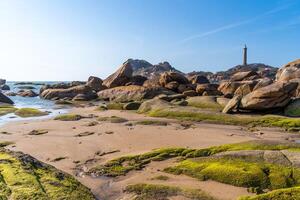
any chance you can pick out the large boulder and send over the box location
[240,82,298,110]
[0,92,14,104]
[196,83,221,96]
[188,75,209,84]
[138,99,172,113]
[97,85,175,102]
[103,60,133,88]
[276,59,300,82]
[40,85,96,100]
[0,79,6,85]
[222,95,242,114]
[159,72,189,87]
[230,71,258,82]
[86,76,106,92]
[253,78,273,91]
[218,81,257,97]
[0,84,10,90]
[126,75,147,86]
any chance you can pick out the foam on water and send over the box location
[0,81,70,126]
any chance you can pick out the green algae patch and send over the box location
[147,108,300,129]
[125,183,216,200]
[106,103,124,110]
[97,116,128,123]
[151,175,170,181]
[88,140,300,177]
[14,108,48,118]
[239,186,300,200]
[0,105,17,116]
[54,114,82,121]
[187,96,223,111]
[0,149,95,200]
[135,120,168,126]
[88,148,187,177]
[164,158,300,192]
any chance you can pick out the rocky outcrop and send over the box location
[188,75,209,84]
[40,85,97,101]
[218,81,256,97]
[230,71,258,82]
[103,60,133,88]
[159,71,189,87]
[0,79,5,85]
[86,76,106,92]
[40,81,85,94]
[131,59,182,79]
[0,92,14,104]
[0,79,10,91]
[126,75,147,86]
[97,85,175,102]
[17,89,38,97]
[222,95,242,114]
[276,59,300,82]
[240,81,298,110]
[196,83,221,96]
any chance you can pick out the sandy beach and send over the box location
[1,105,296,200]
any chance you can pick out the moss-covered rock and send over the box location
[97,116,128,123]
[186,96,223,110]
[54,114,82,121]
[0,149,95,199]
[125,183,216,200]
[14,108,48,118]
[0,105,17,116]
[284,98,300,117]
[239,187,300,200]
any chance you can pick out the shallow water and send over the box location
[0,81,69,126]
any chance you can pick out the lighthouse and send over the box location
[243,45,247,66]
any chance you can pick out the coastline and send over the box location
[1,105,297,199]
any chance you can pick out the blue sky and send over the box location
[0,0,300,81]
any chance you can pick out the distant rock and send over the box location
[17,89,38,97]
[98,85,175,102]
[40,81,85,94]
[40,85,96,101]
[276,59,300,82]
[196,83,221,96]
[240,81,298,110]
[0,92,14,104]
[130,59,182,79]
[213,63,277,82]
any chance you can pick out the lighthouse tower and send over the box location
[243,45,247,66]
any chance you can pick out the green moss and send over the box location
[54,114,82,121]
[135,120,168,126]
[0,106,17,116]
[97,116,128,123]
[239,187,300,200]
[88,141,300,177]
[147,109,300,129]
[187,100,222,111]
[106,103,124,110]
[125,183,216,200]
[165,158,300,193]
[151,175,170,181]
[14,108,48,118]
[0,150,94,199]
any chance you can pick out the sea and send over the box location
[0,81,69,126]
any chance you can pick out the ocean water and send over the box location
[0,81,69,126]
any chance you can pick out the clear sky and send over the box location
[0,0,300,81]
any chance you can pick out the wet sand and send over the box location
[0,106,295,200]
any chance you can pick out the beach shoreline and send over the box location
[1,105,297,199]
